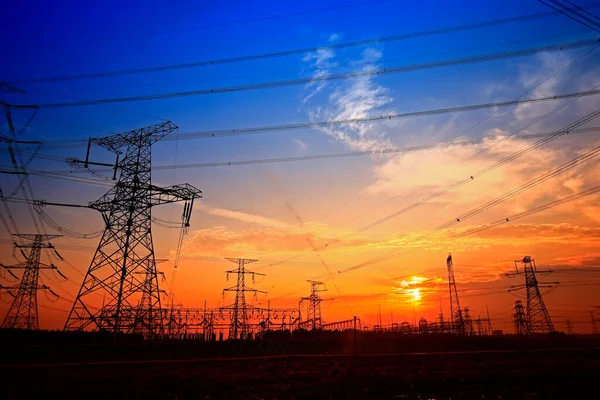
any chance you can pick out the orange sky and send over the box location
[2,38,600,335]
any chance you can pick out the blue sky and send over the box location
[2,1,600,330]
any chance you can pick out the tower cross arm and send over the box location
[148,183,202,205]
[92,121,178,154]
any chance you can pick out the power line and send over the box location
[15,89,600,150]
[333,183,600,277]
[7,127,598,174]
[8,6,599,84]
[10,39,600,109]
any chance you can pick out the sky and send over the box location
[1,0,600,334]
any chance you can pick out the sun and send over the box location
[407,288,421,303]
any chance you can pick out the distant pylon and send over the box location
[446,253,465,335]
[463,306,475,336]
[64,122,201,334]
[1,234,62,330]
[514,300,527,335]
[591,310,598,335]
[508,256,556,334]
[300,280,328,330]
[133,258,167,338]
[222,258,265,339]
[565,319,574,335]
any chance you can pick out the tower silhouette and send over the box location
[446,253,465,335]
[300,280,328,330]
[508,256,556,334]
[513,300,527,335]
[222,258,265,339]
[1,234,63,329]
[64,122,201,334]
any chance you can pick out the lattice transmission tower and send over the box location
[513,300,527,335]
[222,258,265,339]
[64,122,201,335]
[508,256,557,334]
[446,253,465,335]
[1,234,64,329]
[300,280,329,330]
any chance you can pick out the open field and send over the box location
[2,333,600,399]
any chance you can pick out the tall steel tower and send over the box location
[513,300,527,335]
[1,234,63,329]
[300,280,328,330]
[446,253,465,335]
[64,122,201,335]
[222,258,265,339]
[508,256,556,334]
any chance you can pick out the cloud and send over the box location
[182,222,368,257]
[302,44,395,151]
[195,203,292,230]
[293,138,308,151]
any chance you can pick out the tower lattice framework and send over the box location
[64,122,201,335]
[446,253,465,335]
[508,256,556,334]
[300,280,328,330]
[222,258,264,339]
[1,234,62,329]
[513,300,527,335]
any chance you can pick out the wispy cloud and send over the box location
[195,203,292,230]
[302,41,394,151]
[293,138,308,151]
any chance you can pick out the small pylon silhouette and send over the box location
[300,280,329,330]
[513,300,527,335]
[222,258,265,339]
[1,234,63,330]
[446,253,465,335]
[508,256,556,334]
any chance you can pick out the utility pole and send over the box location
[447,253,465,335]
[300,280,329,330]
[591,310,599,335]
[222,258,265,339]
[565,319,574,335]
[133,259,167,338]
[513,300,527,335]
[508,256,557,334]
[64,122,202,335]
[1,234,63,329]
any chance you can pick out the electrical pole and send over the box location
[591,310,599,335]
[1,234,63,329]
[565,319,574,335]
[447,253,465,335]
[222,258,265,339]
[508,256,557,334]
[513,300,527,335]
[64,122,202,335]
[300,280,328,330]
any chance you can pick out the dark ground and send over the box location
[1,330,599,399]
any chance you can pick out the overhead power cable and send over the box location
[332,183,600,277]
[9,6,599,84]
[265,104,600,270]
[15,89,600,150]
[539,0,600,32]
[9,39,600,109]
[6,127,600,175]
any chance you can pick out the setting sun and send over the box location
[408,288,422,303]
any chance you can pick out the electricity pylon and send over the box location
[222,258,265,339]
[513,300,527,335]
[133,258,167,338]
[64,122,201,335]
[508,256,557,334]
[446,253,465,335]
[300,280,329,330]
[1,234,63,329]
